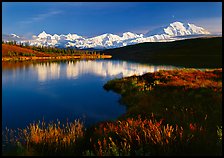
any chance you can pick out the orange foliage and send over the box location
[90,115,200,156]
[2,44,53,57]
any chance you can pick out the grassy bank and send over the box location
[2,68,222,156]
[103,68,222,155]
[2,55,112,61]
[2,43,112,61]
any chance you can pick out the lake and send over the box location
[2,59,177,129]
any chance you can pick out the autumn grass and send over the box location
[87,114,197,156]
[2,68,222,155]
[2,119,85,156]
[103,68,222,155]
[3,116,201,156]
[2,43,112,61]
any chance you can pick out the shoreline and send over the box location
[2,55,112,61]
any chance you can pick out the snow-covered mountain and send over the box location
[3,21,212,49]
[2,34,22,41]
[144,22,210,37]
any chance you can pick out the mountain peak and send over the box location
[169,21,186,30]
[65,33,84,41]
[122,32,139,40]
[145,21,210,37]
[41,31,47,35]
[11,33,20,38]
[38,31,51,38]
[170,21,184,26]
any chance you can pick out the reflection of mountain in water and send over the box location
[35,63,61,81]
[34,60,177,82]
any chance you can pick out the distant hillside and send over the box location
[2,44,53,57]
[1,43,100,57]
[1,43,110,61]
[102,37,222,68]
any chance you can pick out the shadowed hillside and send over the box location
[102,37,222,68]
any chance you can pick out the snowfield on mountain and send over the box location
[3,21,211,49]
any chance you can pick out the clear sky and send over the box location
[2,2,222,38]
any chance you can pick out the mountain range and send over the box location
[3,21,214,49]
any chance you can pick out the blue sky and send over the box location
[2,2,222,38]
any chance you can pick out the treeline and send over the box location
[2,40,103,56]
[2,40,25,46]
[7,51,36,57]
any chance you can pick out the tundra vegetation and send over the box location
[2,42,110,61]
[2,68,222,156]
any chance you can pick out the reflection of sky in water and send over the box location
[2,60,178,129]
[34,60,177,82]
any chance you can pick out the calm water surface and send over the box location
[2,59,177,129]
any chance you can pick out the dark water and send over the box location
[2,59,177,129]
